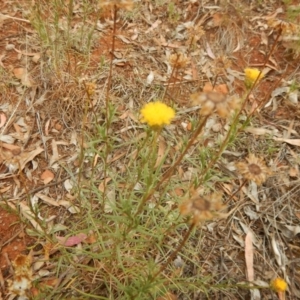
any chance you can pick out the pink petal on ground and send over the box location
[56,233,87,246]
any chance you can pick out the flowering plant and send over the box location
[140,101,175,128]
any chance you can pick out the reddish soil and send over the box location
[0,206,34,275]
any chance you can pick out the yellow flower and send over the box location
[140,101,175,128]
[244,68,264,87]
[270,277,287,292]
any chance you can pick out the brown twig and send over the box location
[12,175,71,200]
[152,222,195,279]
[224,179,247,205]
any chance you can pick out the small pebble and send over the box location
[18,232,25,238]
[5,44,15,51]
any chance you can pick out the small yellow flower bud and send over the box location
[270,277,287,292]
[244,68,264,88]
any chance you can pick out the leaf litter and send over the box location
[0,0,300,298]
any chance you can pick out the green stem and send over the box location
[102,5,118,208]
[134,115,209,217]
[152,222,195,279]
[198,30,282,183]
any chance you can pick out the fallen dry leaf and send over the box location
[13,47,40,56]
[18,147,44,171]
[154,137,167,168]
[0,112,6,128]
[32,53,41,63]
[0,143,21,155]
[56,233,87,247]
[41,169,55,184]
[119,110,130,120]
[57,199,80,214]
[190,59,199,80]
[146,71,155,85]
[0,53,5,67]
[35,193,59,206]
[210,13,225,27]
[63,179,74,192]
[206,41,216,59]
[245,232,261,300]
[0,185,11,193]
[245,127,276,135]
[49,139,59,166]
[85,232,97,244]
[174,188,184,196]
[19,202,43,233]
[98,178,112,192]
[145,19,161,33]
[0,134,15,144]
[273,137,300,146]
[245,231,254,282]
[13,67,34,87]
[271,234,283,267]
[44,119,51,136]
[4,147,44,173]
[289,166,299,178]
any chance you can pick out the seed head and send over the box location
[186,23,205,46]
[13,254,32,276]
[169,53,189,69]
[268,18,299,36]
[85,82,96,96]
[190,91,239,118]
[179,192,225,225]
[213,55,232,75]
[236,153,271,185]
[7,254,33,298]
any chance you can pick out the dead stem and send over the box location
[224,179,247,205]
[162,57,180,104]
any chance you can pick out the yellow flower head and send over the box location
[244,68,264,87]
[140,101,175,128]
[270,277,287,292]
